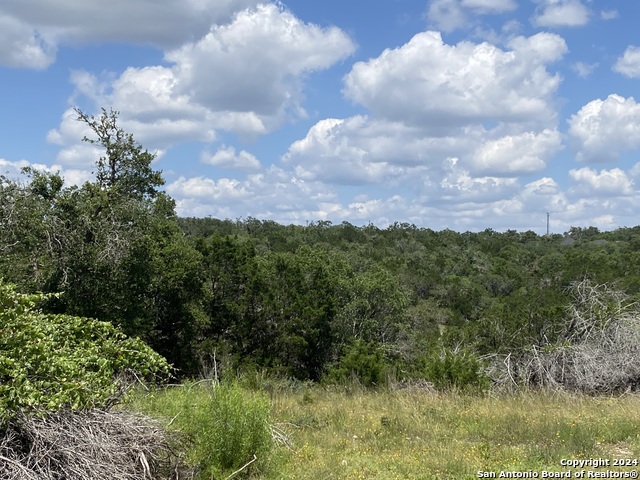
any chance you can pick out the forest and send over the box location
[2,109,640,478]
[2,109,640,391]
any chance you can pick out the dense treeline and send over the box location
[3,109,640,389]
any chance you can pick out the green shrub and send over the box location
[422,348,488,391]
[327,340,387,387]
[155,382,273,478]
[0,281,169,418]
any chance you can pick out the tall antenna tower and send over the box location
[546,212,550,236]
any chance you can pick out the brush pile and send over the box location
[0,408,187,480]
[488,279,640,393]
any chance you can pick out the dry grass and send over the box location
[268,386,640,479]
[0,408,188,480]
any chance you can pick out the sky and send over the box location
[1,0,639,234]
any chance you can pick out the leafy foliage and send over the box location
[0,280,169,417]
[133,381,273,479]
[326,340,387,387]
[421,348,489,391]
[75,107,164,200]
[5,107,640,390]
[0,109,205,374]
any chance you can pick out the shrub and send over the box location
[156,381,273,479]
[207,382,272,474]
[326,340,387,387]
[0,280,170,419]
[422,347,489,391]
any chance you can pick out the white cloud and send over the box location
[282,115,488,186]
[0,156,93,188]
[427,0,516,32]
[47,4,355,160]
[506,31,569,62]
[81,4,351,138]
[166,166,341,222]
[568,94,640,162]
[343,31,566,129]
[201,146,261,170]
[439,157,520,202]
[164,161,640,233]
[0,13,56,69]
[283,117,387,185]
[167,176,249,200]
[613,46,640,78]
[600,9,618,20]
[470,129,563,175]
[461,0,516,13]
[0,157,33,178]
[520,177,566,210]
[166,3,355,121]
[47,105,199,166]
[54,144,103,169]
[0,0,261,57]
[571,61,598,78]
[532,0,590,28]
[427,0,467,32]
[46,107,91,146]
[569,167,634,196]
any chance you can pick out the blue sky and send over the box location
[1,0,640,233]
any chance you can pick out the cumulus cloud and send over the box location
[286,29,567,187]
[201,146,261,170]
[3,2,356,142]
[0,0,261,58]
[0,157,33,178]
[47,4,355,160]
[166,166,341,222]
[569,167,634,196]
[613,46,640,78]
[532,0,590,28]
[167,176,249,200]
[470,129,563,175]
[568,94,640,162]
[92,5,350,135]
[343,31,566,129]
[282,116,489,186]
[0,156,93,188]
[571,61,598,78]
[47,104,198,166]
[164,160,640,233]
[439,157,520,203]
[271,29,578,230]
[0,13,56,69]
[166,4,355,120]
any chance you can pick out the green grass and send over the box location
[128,380,275,479]
[129,382,640,479]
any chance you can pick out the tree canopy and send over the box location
[3,108,640,392]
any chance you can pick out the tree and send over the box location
[0,108,208,375]
[75,107,164,200]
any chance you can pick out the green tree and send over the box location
[333,265,409,347]
[0,109,207,375]
[75,107,164,199]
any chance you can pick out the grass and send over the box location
[128,380,275,479]
[129,381,640,479]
